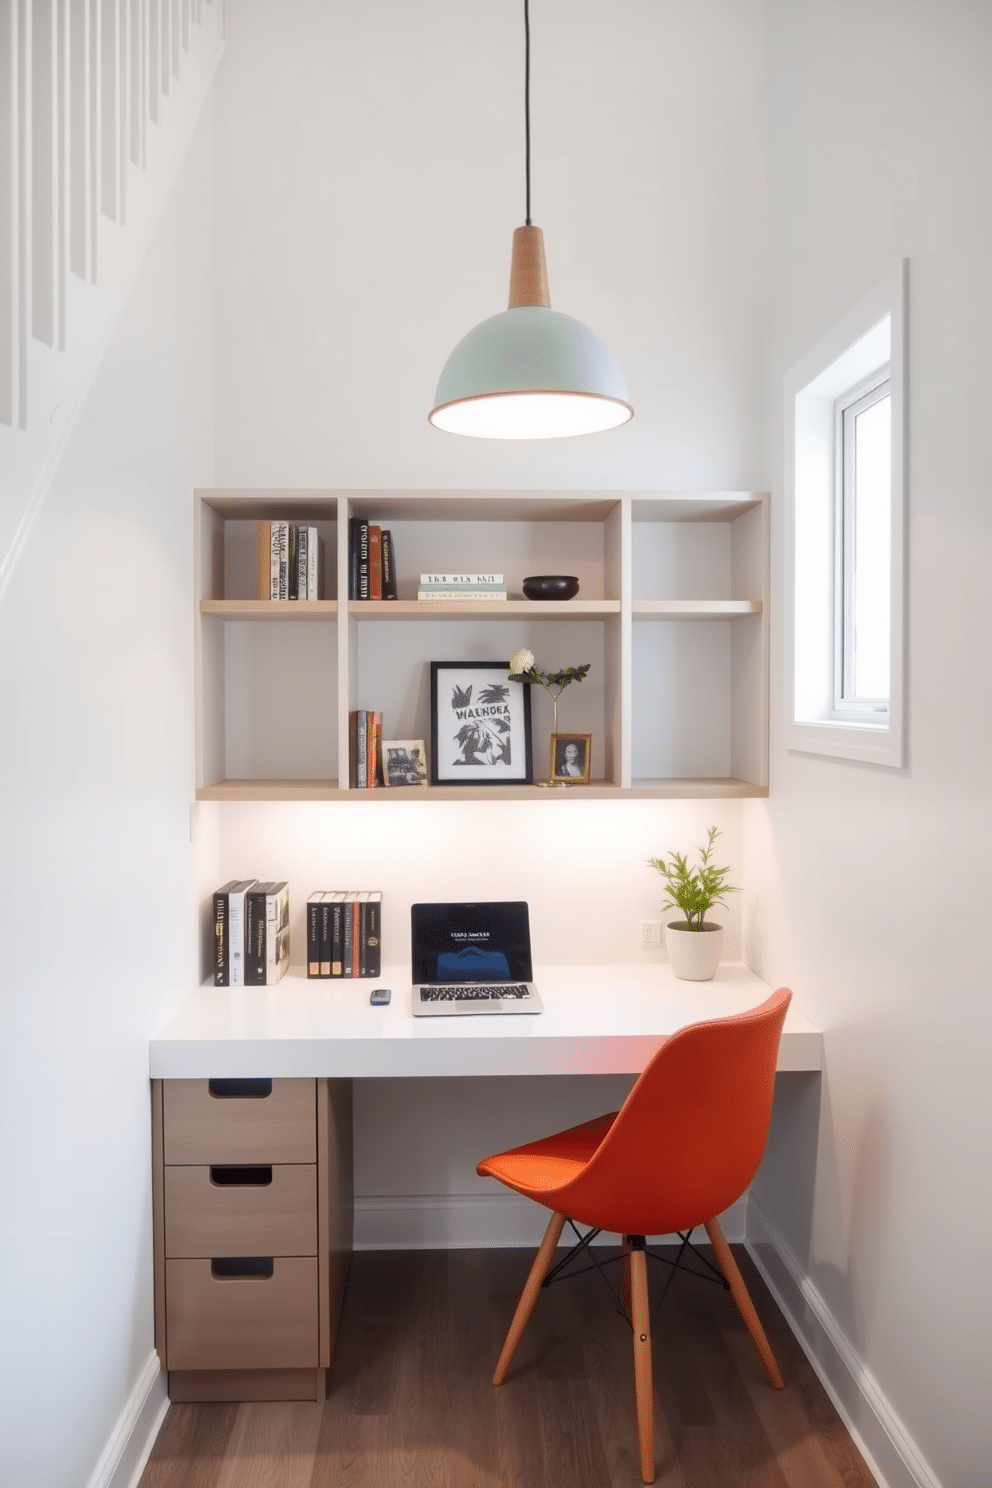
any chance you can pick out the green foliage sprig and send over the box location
[646,826,738,931]
[507,648,590,698]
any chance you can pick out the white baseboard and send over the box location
[354,1191,748,1250]
[84,1352,169,1488]
[745,1195,940,1488]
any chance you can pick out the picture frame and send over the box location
[550,732,591,785]
[381,739,429,787]
[430,661,533,785]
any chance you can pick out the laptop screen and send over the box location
[411,902,533,984]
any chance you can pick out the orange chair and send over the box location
[476,987,792,1484]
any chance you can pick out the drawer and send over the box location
[163,1078,316,1164]
[165,1257,319,1371]
[164,1164,318,1259]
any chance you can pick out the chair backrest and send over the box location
[557,988,792,1237]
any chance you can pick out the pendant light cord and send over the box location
[524,0,532,225]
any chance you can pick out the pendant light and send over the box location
[429,0,633,440]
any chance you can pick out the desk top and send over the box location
[149,964,821,1079]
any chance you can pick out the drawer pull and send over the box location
[211,1257,274,1279]
[209,1164,274,1187]
[207,1078,273,1100]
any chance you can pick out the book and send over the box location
[369,525,383,600]
[329,891,345,976]
[213,878,256,987]
[367,711,381,787]
[270,521,289,599]
[356,709,367,789]
[350,892,362,977]
[349,517,370,600]
[360,891,382,977]
[288,524,299,601]
[246,882,270,984]
[265,881,290,984]
[342,892,356,977]
[419,573,503,585]
[296,525,308,601]
[381,530,397,599]
[307,890,323,978]
[417,588,507,601]
[306,526,321,599]
[257,522,271,599]
[318,893,332,976]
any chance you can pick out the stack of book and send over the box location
[213,879,289,986]
[416,573,506,601]
[349,518,398,600]
[306,891,382,978]
[349,710,383,787]
[257,522,324,600]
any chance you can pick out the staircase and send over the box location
[0,0,225,596]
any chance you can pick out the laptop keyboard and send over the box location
[420,983,531,1001]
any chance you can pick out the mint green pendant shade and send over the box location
[429,225,633,440]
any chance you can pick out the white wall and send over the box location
[747,4,992,1486]
[0,113,216,1487]
[210,0,769,1248]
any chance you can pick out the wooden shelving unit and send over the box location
[194,489,769,801]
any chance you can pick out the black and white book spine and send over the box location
[360,891,382,978]
[246,882,271,984]
[419,573,503,585]
[319,894,332,976]
[227,879,255,988]
[306,527,320,599]
[350,518,370,600]
[271,521,289,599]
[355,709,367,789]
[266,882,290,984]
[288,524,299,601]
[296,525,309,601]
[212,882,235,986]
[381,529,397,600]
[330,893,344,976]
[341,896,353,977]
[307,890,323,978]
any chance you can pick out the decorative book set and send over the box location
[306,891,382,978]
[212,880,289,986]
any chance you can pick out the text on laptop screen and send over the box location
[411,902,533,984]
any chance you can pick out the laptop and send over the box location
[411,901,544,1016]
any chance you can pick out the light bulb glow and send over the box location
[430,390,632,439]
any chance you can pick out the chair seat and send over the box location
[476,1111,617,1198]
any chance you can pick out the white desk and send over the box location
[149,963,821,1079]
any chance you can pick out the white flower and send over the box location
[509,647,535,674]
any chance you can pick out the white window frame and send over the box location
[784,261,907,767]
[833,371,891,722]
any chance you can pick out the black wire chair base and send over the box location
[540,1220,730,1328]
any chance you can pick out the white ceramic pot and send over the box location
[664,921,724,981]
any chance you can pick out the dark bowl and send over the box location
[522,574,580,602]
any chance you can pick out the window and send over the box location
[784,262,906,767]
[834,373,891,720]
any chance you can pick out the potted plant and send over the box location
[646,826,738,981]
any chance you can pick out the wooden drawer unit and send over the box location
[164,1163,318,1258]
[165,1257,320,1371]
[152,1076,354,1404]
[162,1077,316,1164]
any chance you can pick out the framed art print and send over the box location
[550,732,592,784]
[430,661,533,785]
[382,739,429,787]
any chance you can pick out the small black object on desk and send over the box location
[522,575,579,601]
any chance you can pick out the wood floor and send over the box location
[139,1244,879,1488]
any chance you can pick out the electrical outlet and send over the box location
[639,920,662,948]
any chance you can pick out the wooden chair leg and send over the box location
[492,1210,566,1386]
[703,1217,784,1389]
[621,1234,632,1320]
[629,1242,655,1484]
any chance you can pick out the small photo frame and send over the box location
[430,661,533,785]
[382,739,429,787]
[550,733,591,784]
